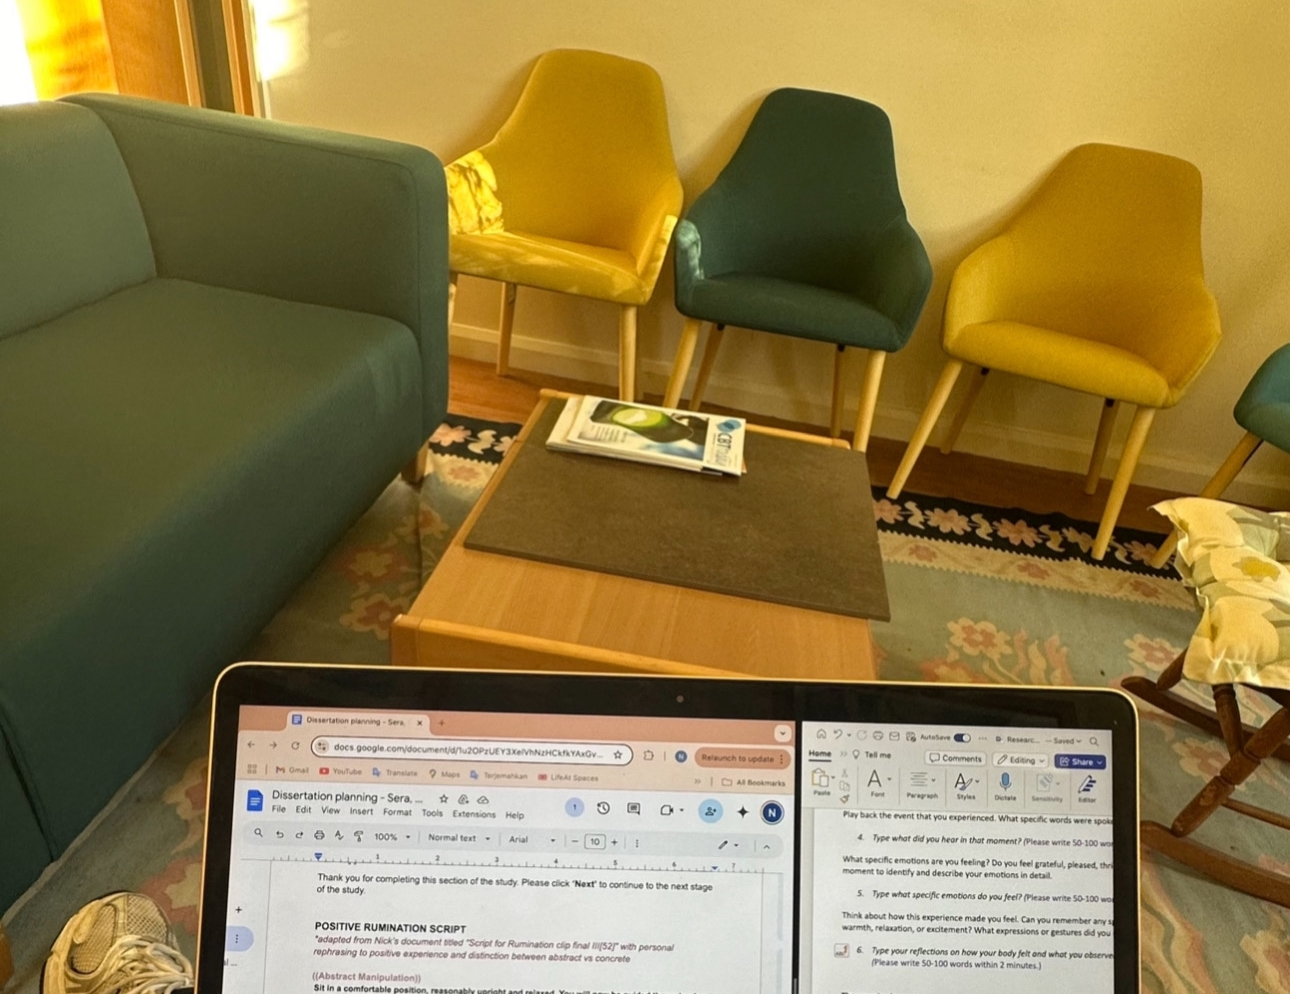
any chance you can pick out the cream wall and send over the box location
[263,0,1290,503]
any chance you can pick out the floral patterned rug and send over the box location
[3,415,1287,994]
[873,488,1180,578]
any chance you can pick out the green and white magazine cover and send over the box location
[547,396,745,475]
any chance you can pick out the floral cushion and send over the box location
[1154,497,1290,689]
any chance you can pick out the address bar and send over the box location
[311,737,633,765]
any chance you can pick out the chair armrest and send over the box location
[856,216,933,342]
[1135,279,1222,401]
[64,94,448,439]
[671,183,736,312]
[628,173,684,294]
[942,234,1026,348]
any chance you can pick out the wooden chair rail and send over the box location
[1123,650,1290,908]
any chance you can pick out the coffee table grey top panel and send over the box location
[464,400,889,621]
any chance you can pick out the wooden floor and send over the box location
[447,356,1182,535]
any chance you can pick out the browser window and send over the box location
[799,721,1115,994]
[224,707,796,994]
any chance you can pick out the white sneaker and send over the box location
[42,892,193,994]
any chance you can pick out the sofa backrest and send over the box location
[0,100,155,342]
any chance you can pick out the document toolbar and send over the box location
[803,723,1112,814]
[242,822,784,859]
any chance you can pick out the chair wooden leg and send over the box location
[1141,821,1290,908]
[1212,683,1247,756]
[940,366,989,455]
[664,317,704,408]
[400,442,431,485]
[618,304,637,401]
[1141,691,1290,908]
[1120,663,1290,764]
[1158,648,1186,691]
[887,359,963,499]
[1150,431,1264,569]
[1091,405,1155,560]
[1172,699,1290,834]
[495,281,517,376]
[853,349,887,454]
[830,345,847,439]
[447,272,459,328]
[1150,538,1179,573]
[1084,398,1120,495]
[0,922,12,990]
[689,323,725,411]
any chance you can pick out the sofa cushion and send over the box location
[0,278,423,853]
[0,101,154,342]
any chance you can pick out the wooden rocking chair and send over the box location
[1122,653,1290,908]
[1125,495,1290,908]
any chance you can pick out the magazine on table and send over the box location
[546,396,746,475]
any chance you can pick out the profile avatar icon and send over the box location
[590,401,705,444]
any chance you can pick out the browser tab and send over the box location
[289,710,430,731]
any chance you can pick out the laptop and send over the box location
[198,663,1139,993]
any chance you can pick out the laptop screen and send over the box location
[220,704,1114,994]
[798,721,1114,993]
[224,706,797,994]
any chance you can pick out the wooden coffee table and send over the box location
[391,391,884,680]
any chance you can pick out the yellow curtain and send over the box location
[16,0,115,99]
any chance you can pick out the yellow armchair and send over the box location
[445,49,683,399]
[888,143,1222,559]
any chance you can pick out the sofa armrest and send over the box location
[63,94,448,439]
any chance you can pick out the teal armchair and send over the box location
[1152,344,1290,567]
[663,88,932,450]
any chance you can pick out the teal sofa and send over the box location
[0,94,448,910]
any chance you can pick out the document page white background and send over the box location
[808,808,1115,993]
[261,860,771,994]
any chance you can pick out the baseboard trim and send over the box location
[448,323,1290,507]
